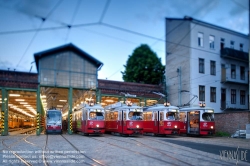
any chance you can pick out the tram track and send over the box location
[60,134,106,166]
[1,135,34,166]
[91,135,233,166]
[132,136,232,166]
[88,135,178,166]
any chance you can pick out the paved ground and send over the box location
[0,133,249,166]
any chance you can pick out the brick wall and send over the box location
[0,70,38,89]
[215,111,250,134]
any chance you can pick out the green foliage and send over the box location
[121,44,165,84]
[215,131,230,137]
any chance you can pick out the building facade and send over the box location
[165,16,250,133]
[165,16,249,113]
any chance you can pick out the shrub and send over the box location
[215,131,230,137]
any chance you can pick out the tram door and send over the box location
[153,111,159,133]
[159,111,164,134]
[119,110,126,134]
[187,112,191,134]
[187,111,200,135]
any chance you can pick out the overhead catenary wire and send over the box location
[0,0,247,82]
[64,0,82,43]
[15,0,64,69]
[99,0,111,23]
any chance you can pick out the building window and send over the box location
[199,58,204,73]
[210,87,216,102]
[198,32,203,47]
[231,64,236,79]
[220,38,225,50]
[230,41,234,49]
[209,35,215,49]
[231,89,236,104]
[199,85,205,101]
[240,43,243,51]
[240,90,245,105]
[210,60,216,75]
[240,66,245,80]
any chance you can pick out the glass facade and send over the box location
[39,51,97,89]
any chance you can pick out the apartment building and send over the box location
[165,16,249,113]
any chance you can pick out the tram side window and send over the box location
[143,112,152,121]
[143,113,147,121]
[123,112,126,121]
[160,112,164,121]
[110,112,114,120]
[105,112,110,120]
[114,111,118,120]
[202,113,214,121]
[154,112,157,121]
[179,112,186,122]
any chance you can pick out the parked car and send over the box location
[231,130,246,138]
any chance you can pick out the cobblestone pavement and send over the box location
[0,133,249,166]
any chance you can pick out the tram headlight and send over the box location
[96,124,99,128]
[211,126,213,129]
[174,125,177,128]
[136,125,139,128]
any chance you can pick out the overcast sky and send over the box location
[0,0,248,81]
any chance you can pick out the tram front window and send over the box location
[47,112,62,123]
[202,113,214,121]
[166,112,179,120]
[89,111,104,120]
[128,111,143,120]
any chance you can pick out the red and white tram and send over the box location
[72,103,105,135]
[45,109,62,134]
[105,102,143,136]
[143,102,180,135]
[179,104,215,136]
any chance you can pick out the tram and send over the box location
[8,115,23,128]
[179,103,215,136]
[45,109,62,134]
[105,101,143,136]
[72,103,105,135]
[23,118,35,128]
[143,102,180,135]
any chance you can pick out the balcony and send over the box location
[221,68,248,85]
[221,101,249,111]
[220,48,248,62]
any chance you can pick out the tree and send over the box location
[121,44,165,85]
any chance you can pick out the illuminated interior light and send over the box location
[57,105,63,107]
[20,102,28,104]
[136,125,139,128]
[59,100,67,102]
[9,94,20,97]
[211,126,214,129]
[105,99,114,102]
[62,112,68,117]
[96,124,99,128]
[15,99,25,101]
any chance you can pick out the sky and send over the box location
[0,0,248,82]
